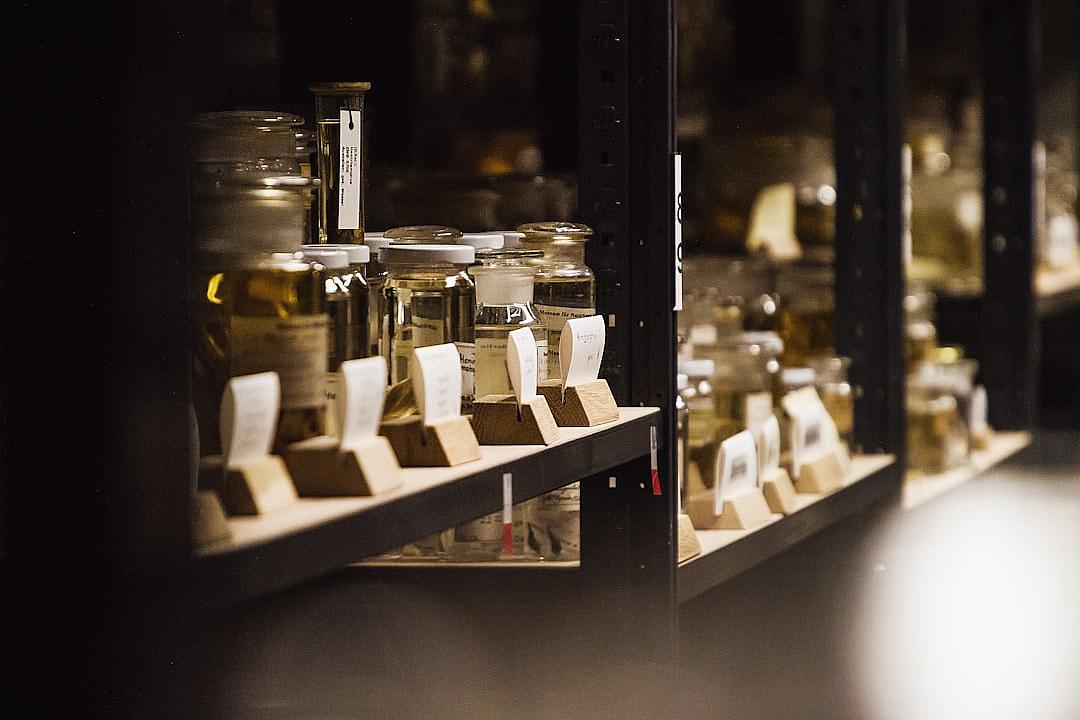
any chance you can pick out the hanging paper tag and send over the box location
[410,344,462,426]
[338,109,362,230]
[714,430,759,515]
[757,414,782,476]
[219,372,280,468]
[650,425,662,495]
[502,472,513,555]
[507,327,538,405]
[560,315,605,389]
[673,152,684,311]
[746,182,801,261]
[790,403,827,480]
[338,356,387,447]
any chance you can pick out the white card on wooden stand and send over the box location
[560,315,605,390]
[746,182,801,261]
[714,429,759,515]
[790,402,827,479]
[338,356,387,446]
[757,414,782,476]
[220,372,279,468]
[410,344,462,425]
[507,327,538,405]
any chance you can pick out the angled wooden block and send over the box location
[762,467,798,515]
[197,455,225,494]
[380,415,481,467]
[537,379,619,427]
[794,451,846,495]
[285,435,403,497]
[717,489,773,530]
[684,491,718,531]
[221,455,297,516]
[471,394,560,445]
[192,490,232,548]
[677,512,703,563]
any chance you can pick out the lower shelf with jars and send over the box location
[902,430,1032,510]
[193,407,658,609]
[677,454,899,605]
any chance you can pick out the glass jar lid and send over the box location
[459,233,504,250]
[379,243,475,265]
[191,110,305,130]
[302,243,369,265]
[308,81,373,94]
[712,331,784,356]
[385,225,463,244]
[476,248,544,265]
[516,221,593,242]
[299,247,349,270]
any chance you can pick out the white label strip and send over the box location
[338,108,362,230]
[338,356,387,446]
[673,152,684,311]
[560,315,606,389]
[410,343,462,425]
[219,372,280,468]
[502,472,513,555]
[716,430,759,514]
[507,327,538,404]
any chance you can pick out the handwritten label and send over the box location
[790,403,827,479]
[338,356,387,446]
[219,372,279,468]
[507,328,538,404]
[410,344,462,425]
[560,315,605,389]
[758,414,781,475]
[714,429,759,515]
[673,152,684,311]
[338,109,361,230]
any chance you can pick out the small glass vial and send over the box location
[471,261,547,398]
[309,82,372,243]
[380,243,477,411]
[516,221,597,378]
[678,359,719,492]
[384,225,462,244]
[193,252,329,456]
[810,356,854,448]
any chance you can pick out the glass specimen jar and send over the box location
[300,246,370,365]
[775,259,835,366]
[471,257,547,397]
[904,290,938,369]
[193,251,328,456]
[678,359,720,491]
[907,384,965,474]
[516,221,596,378]
[700,331,784,433]
[384,225,462,245]
[309,82,372,243]
[193,174,319,255]
[912,351,978,458]
[810,356,854,448]
[190,110,305,180]
[380,243,476,411]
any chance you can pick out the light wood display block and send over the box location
[794,452,846,494]
[471,394,560,445]
[537,379,619,427]
[762,468,798,514]
[677,512,703,563]
[193,490,232,547]
[685,488,772,531]
[221,455,298,516]
[380,415,481,467]
[284,435,403,497]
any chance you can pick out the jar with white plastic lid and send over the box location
[472,263,547,398]
[516,221,596,378]
[301,245,370,364]
[380,243,477,410]
[384,225,462,244]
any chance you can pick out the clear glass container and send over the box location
[904,290,938,369]
[364,233,391,361]
[912,350,978,459]
[471,262,547,398]
[516,221,597,378]
[381,243,477,411]
[193,251,328,456]
[699,331,784,431]
[193,174,319,255]
[384,225,463,245]
[309,82,372,243]
[676,374,691,507]
[907,386,965,474]
[810,356,854,448]
[190,110,305,180]
[678,358,720,491]
[681,255,778,337]
[776,259,835,366]
[301,245,370,364]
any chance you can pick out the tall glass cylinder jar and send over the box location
[516,221,596,379]
[380,243,476,411]
[309,82,372,243]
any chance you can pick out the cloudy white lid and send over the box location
[303,243,370,264]
[299,248,349,269]
[378,243,476,265]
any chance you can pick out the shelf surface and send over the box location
[903,431,1032,510]
[677,454,899,605]
[193,407,659,608]
[1036,266,1080,316]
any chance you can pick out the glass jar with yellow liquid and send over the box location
[907,385,965,475]
[776,259,834,366]
[516,221,596,379]
[810,356,854,449]
[702,331,783,439]
[904,290,938,369]
[309,82,371,243]
[678,359,720,493]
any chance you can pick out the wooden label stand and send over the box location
[677,512,703,563]
[471,394,560,445]
[761,468,798,514]
[221,455,298,516]
[192,490,232,547]
[380,415,481,467]
[537,379,619,427]
[685,488,772,531]
[794,450,846,494]
[284,435,403,496]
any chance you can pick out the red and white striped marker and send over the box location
[502,472,514,555]
[650,426,662,496]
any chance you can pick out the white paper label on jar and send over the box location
[338,108,362,230]
[533,305,595,377]
[455,341,475,413]
[507,327,538,403]
[230,315,329,410]
[535,338,549,382]
[475,336,510,399]
[743,391,774,429]
[410,343,462,425]
[560,315,606,389]
[338,356,387,446]
[412,317,444,349]
[714,430,759,515]
[219,372,279,468]
[456,512,503,542]
[673,152,684,312]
